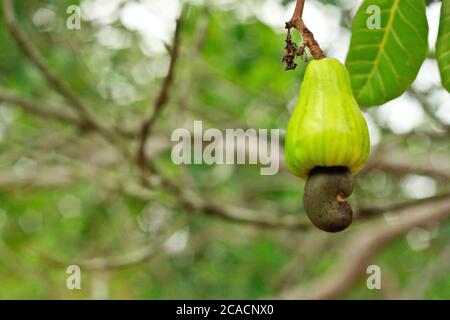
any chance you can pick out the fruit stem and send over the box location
[289,0,306,22]
[283,0,325,67]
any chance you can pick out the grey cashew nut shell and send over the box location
[303,166,354,232]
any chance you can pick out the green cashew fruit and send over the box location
[285,58,370,232]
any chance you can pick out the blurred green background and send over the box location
[0,0,449,299]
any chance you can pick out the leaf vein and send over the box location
[357,0,399,101]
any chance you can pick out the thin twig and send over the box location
[136,7,186,171]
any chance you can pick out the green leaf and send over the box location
[436,0,450,92]
[346,0,428,107]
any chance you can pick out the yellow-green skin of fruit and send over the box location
[285,58,370,180]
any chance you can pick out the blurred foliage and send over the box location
[0,0,448,299]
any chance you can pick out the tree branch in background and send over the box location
[358,136,450,181]
[277,194,450,299]
[0,166,75,188]
[31,173,450,272]
[35,218,190,271]
[0,88,83,128]
[357,191,450,218]
[136,7,186,171]
[146,161,313,230]
[147,160,450,231]
[3,0,96,129]
[0,87,143,141]
[1,0,126,151]
[375,158,450,181]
